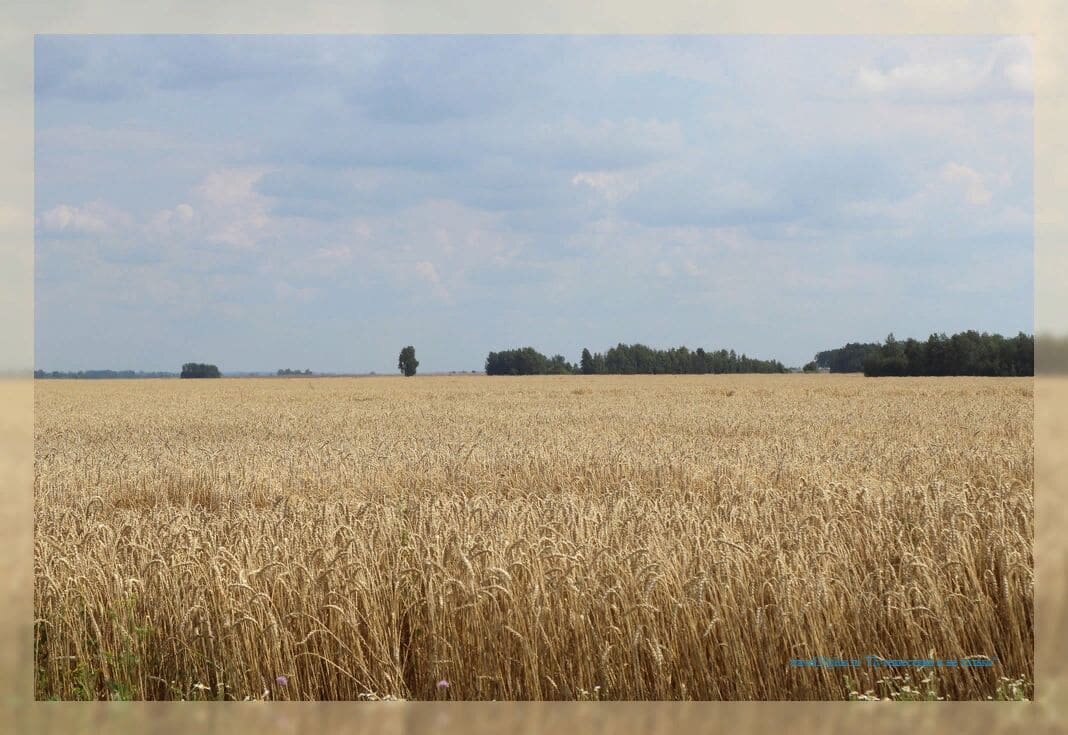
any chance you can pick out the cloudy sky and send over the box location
[35,35,1033,372]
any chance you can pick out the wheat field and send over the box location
[33,374,1033,701]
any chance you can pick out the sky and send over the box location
[34,35,1034,372]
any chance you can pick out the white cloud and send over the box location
[571,170,638,203]
[682,259,706,277]
[351,220,372,240]
[940,162,992,206]
[389,199,519,267]
[1003,55,1033,94]
[856,37,1032,100]
[38,200,132,235]
[844,161,1001,225]
[413,259,451,301]
[148,202,196,234]
[858,58,980,96]
[414,259,440,283]
[654,261,674,278]
[196,168,275,248]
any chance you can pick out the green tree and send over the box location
[862,330,1032,376]
[180,363,221,379]
[814,342,881,372]
[485,343,785,376]
[580,348,594,375]
[592,352,606,374]
[547,354,574,374]
[398,346,419,377]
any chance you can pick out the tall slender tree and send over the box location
[580,348,594,375]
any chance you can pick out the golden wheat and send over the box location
[33,374,1033,700]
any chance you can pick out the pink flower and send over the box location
[436,679,449,689]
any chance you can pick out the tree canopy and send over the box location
[398,346,419,377]
[485,347,554,375]
[862,331,1033,376]
[33,369,176,379]
[814,343,881,373]
[485,343,785,375]
[180,363,221,379]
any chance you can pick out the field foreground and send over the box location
[34,375,1033,700]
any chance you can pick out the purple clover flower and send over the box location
[436,679,450,689]
[276,675,289,687]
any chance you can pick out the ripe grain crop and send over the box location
[33,374,1033,700]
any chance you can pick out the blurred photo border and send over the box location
[1,1,1065,733]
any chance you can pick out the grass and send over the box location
[33,374,1033,700]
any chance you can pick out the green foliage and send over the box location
[814,343,881,373]
[486,343,786,375]
[579,348,595,375]
[180,363,221,379]
[398,346,419,377]
[34,369,176,379]
[547,354,577,374]
[596,343,785,374]
[485,347,555,375]
[277,368,313,376]
[863,331,1033,377]
[802,361,818,372]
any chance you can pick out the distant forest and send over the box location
[33,330,1036,379]
[486,343,787,376]
[33,370,176,379]
[180,363,221,379]
[813,332,1034,377]
[814,343,882,373]
[861,331,1033,377]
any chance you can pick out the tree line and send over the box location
[33,369,177,379]
[485,348,577,375]
[813,343,882,373]
[36,332,1033,380]
[860,331,1033,377]
[180,363,221,379]
[485,343,787,376]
